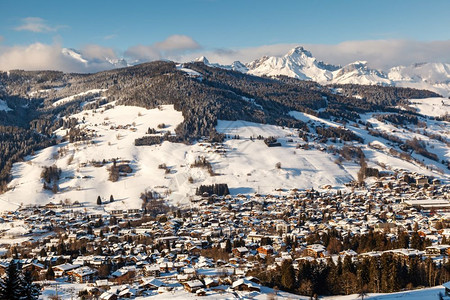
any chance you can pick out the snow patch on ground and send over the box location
[241,96,263,110]
[176,64,203,80]
[0,99,12,112]
[52,89,107,106]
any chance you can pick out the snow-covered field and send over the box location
[324,286,445,300]
[37,281,446,300]
[409,97,450,118]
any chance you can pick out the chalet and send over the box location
[390,249,423,261]
[183,279,204,293]
[204,277,219,288]
[257,245,274,256]
[140,278,165,290]
[232,278,260,292]
[425,245,450,257]
[232,247,249,257]
[110,266,136,284]
[22,262,45,274]
[70,266,97,283]
[416,177,428,186]
[303,244,327,258]
[68,234,77,243]
[99,292,117,300]
[143,265,160,277]
[111,209,123,216]
[53,263,81,278]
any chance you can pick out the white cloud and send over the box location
[154,34,200,51]
[304,39,450,70]
[1,38,449,73]
[125,35,200,62]
[14,17,64,33]
[0,43,116,73]
[125,45,161,62]
[103,34,117,40]
[0,34,201,73]
[81,44,117,61]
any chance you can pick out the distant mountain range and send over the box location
[62,48,131,69]
[61,46,450,96]
[194,46,450,97]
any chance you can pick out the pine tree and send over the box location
[0,262,23,300]
[97,195,102,205]
[45,264,55,280]
[326,258,340,294]
[280,260,296,291]
[20,270,41,300]
[110,195,114,202]
[225,239,232,253]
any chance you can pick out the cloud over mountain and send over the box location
[125,35,201,62]
[0,38,449,76]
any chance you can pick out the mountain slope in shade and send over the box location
[247,46,338,82]
[332,61,392,85]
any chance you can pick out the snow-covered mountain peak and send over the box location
[193,56,248,73]
[286,46,313,58]
[62,48,130,70]
[194,56,210,65]
[245,55,270,70]
[247,46,334,82]
[230,60,249,73]
[332,60,391,85]
[62,48,88,65]
[349,60,368,66]
[106,57,129,68]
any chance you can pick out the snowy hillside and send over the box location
[0,90,448,212]
[52,89,107,106]
[409,97,450,118]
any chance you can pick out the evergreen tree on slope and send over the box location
[20,270,41,300]
[0,262,23,300]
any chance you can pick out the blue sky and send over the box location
[1,0,450,71]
